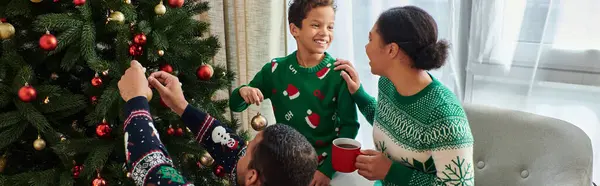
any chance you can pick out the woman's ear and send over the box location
[388,42,400,58]
[244,169,260,186]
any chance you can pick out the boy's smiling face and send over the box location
[290,6,335,54]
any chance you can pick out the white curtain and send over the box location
[466,0,600,182]
[285,0,599,183]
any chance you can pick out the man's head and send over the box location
[236,124,317,186]
[288,0,336,54]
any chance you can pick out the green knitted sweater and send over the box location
[229,51,360,178]
[353,76,474,186]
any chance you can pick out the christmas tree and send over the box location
[0,0,243,185]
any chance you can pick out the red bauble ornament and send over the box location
[92,177,107,186]
[214,165,225,177]
[73,0,85,6]
[129,45,143,56]
[160,64,173,74]
[18,84,37,102]
[175,128,183,136]
[133,33,147,46]
[91,76,103,87]
[0,18,6,22]
[196,64,213,80]
[72,165,83,179]
[167,127,175,136]
[39,32,58,51]
[90,96,98,104]
[167,0,184,8]
[96,121,112,138]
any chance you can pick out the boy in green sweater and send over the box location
[229,0,359,185]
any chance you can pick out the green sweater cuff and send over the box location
[229,85,249,112]
[318,156,336,179]
[351,85,372,108]
[385,161,412,184]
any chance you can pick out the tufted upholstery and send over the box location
[464,104,594,186]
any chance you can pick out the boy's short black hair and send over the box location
[288,0,336,28]
[247,124,318,186]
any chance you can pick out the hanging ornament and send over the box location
[54,0,59,2]
[90,96,98,104]
[167,0,184,8]
[175,128,183,136]
[91,73,103,87]
[39,31,58,51]
[0,18,6,22]
[196,64,213,80]
[107,11,125,24]
[129,45,143,56]
[199,152,214,167]
[133,33,147,45]
[160,64,173,73]
[167,126,175,136]
[92,172,107,186]
[101,69,109,76]
[50,73,59,80]
[73,0,85,6]
[214,165,225,177]
[0,21,15,40]
[43,96,50,104]
[31,0,43,3]
[96,119,112,138]
[58,133,67,142]
[19,83,38,102]
[250,112,267,131]
[157,50,165,56]
[155,1,167,15]
[72,164,83,179]
[124,0,131,4]
[0,154,7,173]
[33,135,46,151]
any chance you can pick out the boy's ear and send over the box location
[289,23,300,38]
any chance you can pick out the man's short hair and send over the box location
[248,124,318,186]
[288,0,336,28]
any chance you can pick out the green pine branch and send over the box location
[5,0,31,18]
[80,142,114,181]
[15,102,52,134]
[0,121,27,150]
[48,27,82,55]
[0,111,21,129]
[12,66,33,90]
[33,13,82,33]
[60,45,81,71]
[86,86,119,126]
[58,170,74,186]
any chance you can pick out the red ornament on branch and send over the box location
[167,0,184,8]
[0,18,6,22]
[175,128,183,136]
[160,64,173,74]
[91,74,103,87]
[39,31,58,51]
[133,33,147,46]
[72,164,83,179]
[197,64,213,80]
[129,45,143,56]
[96,120,112,138]
[90,96,98,104]
[167,127,175,136]
[73,0,85,6]
[214,165,225,177]
[92,173,107,186]
[18,84,37,102]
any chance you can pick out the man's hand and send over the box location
[355,149,392,181]
[334,58,360,94]
[148,71,188,116]
[118,60,152,102]
[239,86,264,106]
[309,170,330,186]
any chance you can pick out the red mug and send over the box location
[332,138,362,173]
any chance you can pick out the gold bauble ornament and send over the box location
[250,112,267,131]
[157,49,165,56]
[107,11,125,24]
[0,22,15,40]
[124,0,131,4]
[155,1,167,15]
[31,0,43,3]
[200,152,214,167]
[0,155,6,173]
[33,135,46,151]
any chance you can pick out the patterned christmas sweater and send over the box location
[352,76,474,186]
[124,96,246,186]
[230,51,360,178]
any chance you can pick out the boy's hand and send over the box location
[334,58,360,94]
[239,86,264,105]
[118,60,152,102]
[310,171,330,186]
[148,71,188,116]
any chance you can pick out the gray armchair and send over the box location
[464,104,594,186]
